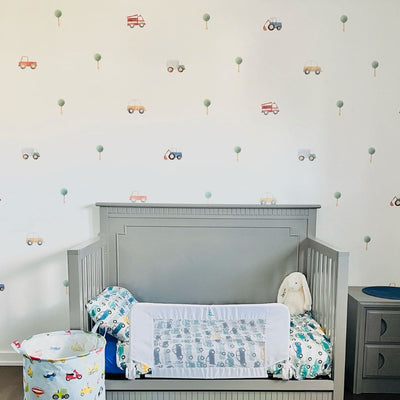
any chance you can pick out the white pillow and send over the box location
[86,286,136,341]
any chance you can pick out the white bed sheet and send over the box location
[127,302,290,379]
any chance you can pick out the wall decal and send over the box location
[259,193,277,205]
[303,61,322,75]
[63,280,69,294]
[129,191,147,203]
[390,196,400,207]
[363,235,371,250]
[127,100,146,114]
[203,99,211,115]
[205,191,212,202]
[340,15,348,32]
[203,13,210,30]
[371,60,379,77]
[54,9,62,27]
[261,102,279,115]
[164,148,182,160]
[18,56,37,70]
[166,60,185,73]
[298,149,316,161]
[235,57,243,72]
[22,148,40,160]
[262,18,282,31]
[234,146,242,162]
[26,233,44,246]
[334,191,342,206]
[336,100,344,116]
[60,188,68,203]
[94,53,102,70]
[127,14,146,28]
[58,99,65,115]
[96,145,104,160]
[368,147,376,163]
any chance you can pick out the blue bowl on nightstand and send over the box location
[362,286,400,300]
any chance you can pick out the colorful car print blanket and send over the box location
[126,303,290,379]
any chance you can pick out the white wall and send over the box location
[1,0,400,364]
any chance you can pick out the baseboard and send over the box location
[0,351,23,366]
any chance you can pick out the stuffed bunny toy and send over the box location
[277,272,312,314]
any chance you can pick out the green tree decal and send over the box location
[203,13,210,30]
[371,60,379,77]
[54,9,62,27]
[205,191,212,202]
[336,100,344,116]
[96,145,104,160]
[364,235,371,250]
[235,57,243,72]
[368,147,376,163]
[234,146,242,162]
[94,53,102,70]
[58,99,65,115]
[340,15,348,32]
[203,99,211,115]
[334,191,342,207]
[63,279,69,294]
[60,188,68,203]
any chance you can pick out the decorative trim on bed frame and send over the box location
[67,203,349,400]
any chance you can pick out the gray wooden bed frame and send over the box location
[67,203,349,400]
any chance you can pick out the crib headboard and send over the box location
[93,203,319,304]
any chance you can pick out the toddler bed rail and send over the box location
[67,203,349,400]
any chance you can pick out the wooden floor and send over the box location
[0,366,398,400]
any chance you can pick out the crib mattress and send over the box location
[127,303,290,379]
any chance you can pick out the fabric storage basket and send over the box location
[12,330,106,400]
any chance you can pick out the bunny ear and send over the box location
[277,276,289,303]
[301,274,312,310]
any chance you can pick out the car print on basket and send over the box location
[52,388,69,399]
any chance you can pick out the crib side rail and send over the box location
[68,238,106,330]
[299,237,349,397]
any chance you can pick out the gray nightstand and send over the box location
[346,286,400,394]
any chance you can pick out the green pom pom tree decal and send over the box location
[368,147,376,163]
[58,99,65,115]
[364,235,371,250]
[203,13,210,30]
[205,191,212,203]
[60,188,68,203]
[96,145,104,160]
[234,146,242,162]
[371,60,379,77]
[340,15,348,32]
[336,100,344,116]
[63,280,69,294]
[94,53,102,70]
[203,99,211,115]
[334,191,342,207]
[54,9,62,27]
[235,57,243,72]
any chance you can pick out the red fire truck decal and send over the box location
[127,14,146,28]
[261,102,279,115]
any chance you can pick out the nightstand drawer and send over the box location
[363,345,400,377]
[365,310,400,343]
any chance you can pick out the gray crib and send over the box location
[67,203,349,400]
